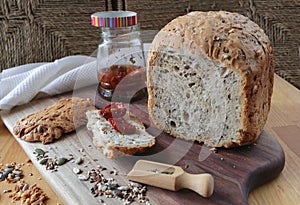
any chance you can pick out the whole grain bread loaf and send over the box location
[147,11,274,148]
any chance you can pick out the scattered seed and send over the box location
[68,156,74,162]
[228,28,235,33]
[6,164,13,169]
[1,168,13,180]
[3,189,12,193]
[35,148,45,156]
[84,166,151,204]
[12,170,23,176]
[46,160,57,170]
[78,174,88,181]
[129,182,141,188]
[13,176,21,182]
[117,186,129,191]
[22,183,29,192]
[57,158,67,166]
[39,158,48,165]
[75,157,83,165]
[73,167,82,174]
[210,147,218,153]
[109,170,118,175]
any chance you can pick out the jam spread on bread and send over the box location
[99,102,136,134]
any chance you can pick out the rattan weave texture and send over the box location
[126,0,300,89]
[0,0,105,71]
[1,0,299,89]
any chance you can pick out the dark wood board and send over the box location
[1,84,285,205]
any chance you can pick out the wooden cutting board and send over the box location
[0,85,285,205]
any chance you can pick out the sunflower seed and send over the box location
[12,170,23,176]
[73,167,82,174]
[75,157,83,165]
[78,174,88,181]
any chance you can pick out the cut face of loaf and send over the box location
[149,52,243,147]
[147,11,274,148]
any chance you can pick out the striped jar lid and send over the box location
[91,11,138,28]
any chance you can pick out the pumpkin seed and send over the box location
[34,148,45,156]
[56,157,67,166]
[39,158,48,165]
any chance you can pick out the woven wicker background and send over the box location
[1,0,299,89]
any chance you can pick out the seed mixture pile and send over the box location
[0,161,49,204]
[32,147,151,205]
[86,166,151,205]
[8,180,49,204]
[0,162,24,183]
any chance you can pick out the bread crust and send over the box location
[147,11,274,147]
[13,97,95,144]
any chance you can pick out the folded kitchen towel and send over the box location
[0,55,97,110]
[0,44,151,110]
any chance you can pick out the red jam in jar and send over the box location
[98,64,147,102]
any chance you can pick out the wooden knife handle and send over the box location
[176,173,214,198]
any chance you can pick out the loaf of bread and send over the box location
[86,110,155,158]
[147,11,274,148]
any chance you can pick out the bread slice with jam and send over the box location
[86,105,155,158]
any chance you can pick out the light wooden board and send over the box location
[0,85,285,205]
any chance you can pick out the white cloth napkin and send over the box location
[0,44,151,110]
[0,55,98,110]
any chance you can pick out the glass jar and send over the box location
[91,11,147,102]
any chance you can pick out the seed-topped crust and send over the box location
[13,97,95,144]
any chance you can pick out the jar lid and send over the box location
[91,11,138,28]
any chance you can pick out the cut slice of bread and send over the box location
[147,11,274,148]
[86,110,155,158]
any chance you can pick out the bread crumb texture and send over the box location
[147,11,274,148]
